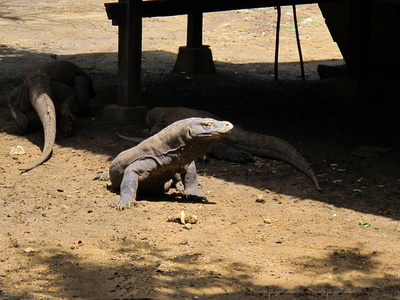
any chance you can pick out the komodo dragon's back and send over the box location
[26,60,96,113]
[146,106,219,128]
[26,60,93,89]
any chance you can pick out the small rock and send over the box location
[24,247,37,253]
[256,195,266,204]
[168,210,198,224]
[9,145,25,155]
[263,218,272,224]
[184,223,192,230]
[301,17,314,24]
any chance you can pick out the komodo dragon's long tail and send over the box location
[229,129,322,191]
[19,93,56,172]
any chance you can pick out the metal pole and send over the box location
[274,6,281,81]
[293,5,305,80]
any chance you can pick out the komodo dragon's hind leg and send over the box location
[73,75,95,115]
[181,161,207,201]
[171,173,185,193]
[49,81,76,137]
[59,94,76,137]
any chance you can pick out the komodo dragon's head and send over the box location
[185,118,233,140]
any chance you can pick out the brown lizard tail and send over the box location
[230,129,322,191]
[19,93,56,172]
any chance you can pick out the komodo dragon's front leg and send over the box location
[72,75,95,115]
[111,159,158,210]
[114,163,140,210]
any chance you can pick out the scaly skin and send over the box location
[8,61,95,172]
[105,118,233,210]
[145,106,322,191]
[25,60,96,114]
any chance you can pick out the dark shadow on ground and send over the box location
[2,239,399,299]
[1,48,400,221]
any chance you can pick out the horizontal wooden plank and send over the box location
[106,0,345,22]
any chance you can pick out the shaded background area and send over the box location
[1,1,400,299]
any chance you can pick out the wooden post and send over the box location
[187,12,203,48]
[349,0,370,78]
[118,0,142,107]
[173,11,215,73]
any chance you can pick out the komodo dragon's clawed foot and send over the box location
[182,191,208,202]
[94,170,110,181]
[60,118,74,137]
[109,197,137,210]
[59,111,76,137]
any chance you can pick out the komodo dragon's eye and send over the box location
[201,121,213,129]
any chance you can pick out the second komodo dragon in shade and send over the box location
[101,117,233,210]
[145,107,322,191]
[8,60,96,172]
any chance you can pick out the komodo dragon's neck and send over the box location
[149,119,229,163]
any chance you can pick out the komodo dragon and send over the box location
[8,60,96,172]
[143,106,322,191]
[98,118,233,210]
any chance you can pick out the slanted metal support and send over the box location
[275,5,305,80]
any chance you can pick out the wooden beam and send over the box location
[117,0,143,107]
[106,0,343,21]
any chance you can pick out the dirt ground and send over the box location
[1,1,400,299]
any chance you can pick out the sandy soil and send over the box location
[1,1,400,299]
